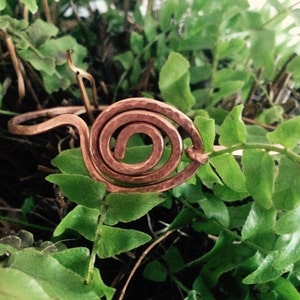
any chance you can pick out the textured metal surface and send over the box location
[8,98,208,192]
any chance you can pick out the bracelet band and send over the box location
[8,97,208,193]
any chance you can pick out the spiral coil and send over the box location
[8,98,208,193]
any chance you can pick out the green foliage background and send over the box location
[1,0,300,299]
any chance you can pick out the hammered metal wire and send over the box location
[8,97,208,192]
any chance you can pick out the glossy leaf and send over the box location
[6,251,99,299]
[273,232,300,269]
[270,277,300,300]
[197,163,223,189]
[53,205,99,241]
[159,52,195,112]
[191,276,215,300]
[46,174,106,208]
[242,149,275,209]
[274,205,300,234]
[51,148,89,176]
[96,226,151,258]
[213,183,249,202]
[199,193,230,227]
[194,117,215,152]
[0,268,52,300]
[200,231,255,287]
[272,156,300,210]
[104,193,165,225]
[243,251,291,284]
[242,202,276,249]
[267,116,300,149]
[169,208,197,230]
[219,105,247,146]
[210,153,247,193]
[172,181,204,204]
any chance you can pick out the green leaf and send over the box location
[20,0,38,14]
[272,156,300,210]
[212,81,245,105]
[213,183,249,202]
[6,251,99,299]
[190,276,215,300]
[51,148,89,176]
[51,247,90,278]
[0,2,6,11]
[267,116,300,149]
[194,117,215,152]
[210,153,247,193]
[18,49,55,75]
[199,193,230,227]
[90,268,115,300]
[242,149,275,209]
[274,205,300,235]
[46,174,106,208]
[242,202,276,249]
[163,246,184,273]
[26,19,58,47]
[159,52,195,112]
[96,226,151,258]
[169,208,197,230]
[114,51,134,70]
[130,32,144,55]
[256,106,284,125]
[144,13,157,41]
[243,251,290,284]
[218,38,247,60]
[172,181,204,203]
[250,29,275,78]
[197,163,223,189]
[200,231,255,287]
[105,193,165,226]
[246,125,269,143]
[53,205,99,240]
[270,277,300,300]
[273,232,300,269]
[287,55,300,83]
[143,260,167,282]
[219,105,247,146]
[0,268,52,300]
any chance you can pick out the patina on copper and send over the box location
[8,54,208,193]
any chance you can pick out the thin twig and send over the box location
[41,0,53,23]
[118,230,174,300]
[4,31,25,105]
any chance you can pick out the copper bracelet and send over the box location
[8,97,208,193]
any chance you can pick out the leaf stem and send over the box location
[86,206,106,284]
[209,143,300,164]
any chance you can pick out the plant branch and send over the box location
[209,143,300,164]
[86,208,105,284]
[118,229,174,300]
